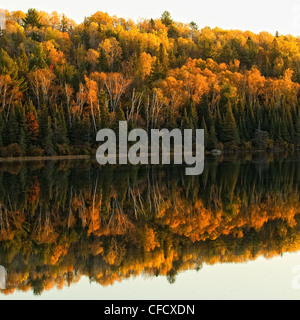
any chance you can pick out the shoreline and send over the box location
[0,149,298,163]
[0,155,92,162]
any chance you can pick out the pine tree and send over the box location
[98,47,109,73]
[30,43,47,70]
[187,99,198,129]
[42,116,55,156]
[294,113,300,148]
[243,37,258,69]
[221,107,239,143]
[0,117,4,148]
[23,9,42,29]
[201,117,208,147]
[150,57,165,82]
[60,14,68,33]
[182,108,190,129]
[168,107,177,129]
[112,104,126,139]
[3,106,18,146]
[16,103,29,153]
[19,127,27,154]
[100,102,110,129]
[17,47,29,77]
[54,105,69,145]
[158,43,169,77]
[39,106,54,155]
[207,125,218,150]
[161,11,174,27]
[0,49,18,79]
[215,106,223,141]
[281,115,291,143]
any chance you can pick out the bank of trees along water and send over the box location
[2,10,300,156]
[0,155,300,295]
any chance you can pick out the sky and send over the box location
[1,252,300,300]
[1,0,300,36]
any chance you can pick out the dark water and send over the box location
[0,152,300,299]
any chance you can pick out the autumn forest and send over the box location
[1,9,300,156]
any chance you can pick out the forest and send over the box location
[1,9,300,156]
[0,154,300,295]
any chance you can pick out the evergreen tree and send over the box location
[54,105,69,145]
[221,107,239,143]
[150,57,165,82]
[182,108,190,130]
[42,116,55,156]
[39,106,54,155]
[281,117,291,143]
[187,99,198,129]
[207,125,218,150]
[29,43,47,70]
[17,46,29,77]
[168,107,177,129]
[97,47,109,73]
[294,113,300,148]
[0,49,18,79]
[112,104,126,139]
[158,43,169,77]
[201,117,208,147]
[23,9,42,29]
[16,103,29,153]
[215,106,223,141]
[243,37,258,69]
[60,14,68,33]
[3,107,18,146]
[161,11,174,27]
[100,102,110,129]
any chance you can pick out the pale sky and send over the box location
[1,0,300,36]
[1,252,300,300]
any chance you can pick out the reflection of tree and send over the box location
[0,154,300,295]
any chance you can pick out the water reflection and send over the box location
[0,152,299,296]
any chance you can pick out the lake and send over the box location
[0,152,300,300]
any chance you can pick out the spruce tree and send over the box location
[207,125,218,150]
[158,43,169,78]
[17,47,29,77]
[98,47,109,73]
[54,105,69,146]
[161,11,174,27]
[294,113,300,148]
[99,90,110,129]
[0,49,18,79]
[150,58,165,82]
[187,99,198,129]
[39,106,54,155]
[3,106,18,146]
[201,117,208,147]
[182,108,190,130]
[23,9,42,29]
[42,117,55,156]
[221,107,239,143]
[112,104,126,138]
[168,107,177,129]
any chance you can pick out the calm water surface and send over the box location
[1,152,300,300]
